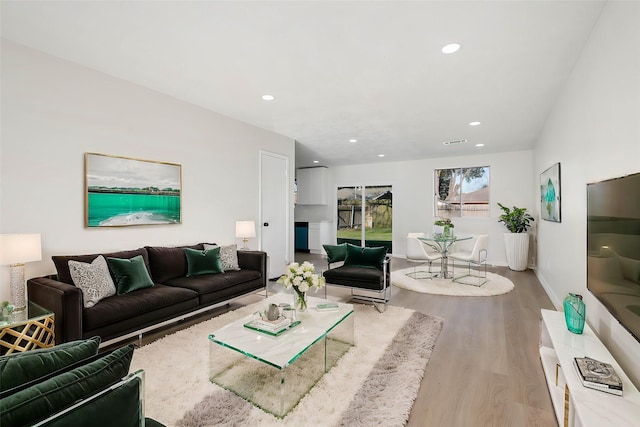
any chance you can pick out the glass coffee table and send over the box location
[208,294,354,418]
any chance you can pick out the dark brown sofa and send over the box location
[27,244,266,346]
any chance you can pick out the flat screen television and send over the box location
[587,172,640,342]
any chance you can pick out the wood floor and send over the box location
[297,253,559,427]
[133,253,559,426]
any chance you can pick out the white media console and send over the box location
[539,309,640,426]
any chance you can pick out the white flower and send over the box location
[278,262,325,294]
[298,282,310,292]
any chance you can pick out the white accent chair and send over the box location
[406,233,442,279]
[449,234,489,286]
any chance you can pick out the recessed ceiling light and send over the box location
[443,139,468,146]
[441,43,461,54]
[469,121,481,126]
[475,143,485,147]
[312,160,319,163]
[349,138,357,143]
[378,154,385,158]
[261,94,275,101]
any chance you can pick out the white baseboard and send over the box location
[533,268,561,309]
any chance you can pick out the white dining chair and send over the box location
[449,234,489,286]
[406,233,442,279]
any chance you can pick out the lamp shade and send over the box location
[235,221,256,238]
[0,234,42,265]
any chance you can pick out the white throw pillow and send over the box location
[68,255,116,308]
[204,244,240,271]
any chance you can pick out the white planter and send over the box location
[504,233,529,271]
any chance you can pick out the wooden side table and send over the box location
[0,301,55,355]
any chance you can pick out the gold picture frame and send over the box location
[85,153,182,227]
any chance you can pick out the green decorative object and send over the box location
[563,293,585,334]
[497,203,534,233]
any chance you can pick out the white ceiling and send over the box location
[1,1,605,167]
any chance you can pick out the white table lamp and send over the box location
[235,221,256,250]
[0,234,42,311]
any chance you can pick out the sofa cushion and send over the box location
[146,244,203,283]
[53,248,150,286]
[0,344,134,427]
[323,243,348,263]
[204,244,240,271]
[185,247,224,277]
[323,265,386,291]
[344,244,387,269]
[0,337,101,393]
[68,255,116,308]
[82,284,197,332]
[41,373,144,427]
[107,255,155,294]
[165,269,261,295]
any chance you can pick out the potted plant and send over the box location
[497,203,534,271]
[433,218,454,237]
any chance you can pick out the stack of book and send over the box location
[246,316,292,334]
[573,356,623,396]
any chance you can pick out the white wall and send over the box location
[0,40,295,300]
[534,1,640,385]
[314,150,535,266]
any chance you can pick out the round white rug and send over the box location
[392,267,514,296]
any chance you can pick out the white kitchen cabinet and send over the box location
[308,221,332,254]
[296,167,328,205]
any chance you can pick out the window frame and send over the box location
[434,166,491,218]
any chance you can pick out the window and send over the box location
[435,167,490,218]
[337,185,392,252]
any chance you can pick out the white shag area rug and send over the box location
[392,267,514,296]
[130,299,443,427]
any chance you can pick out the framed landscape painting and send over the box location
[85,153,182,227]
[540,162,561,222]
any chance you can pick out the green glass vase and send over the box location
[563,293,585,334]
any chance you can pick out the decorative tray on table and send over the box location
[243,316,301,336]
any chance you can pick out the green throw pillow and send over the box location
[185,247,224,277]
[344,243,387,269]
[0,337,101,394]
[323,243,348,263]
[0,344,135,427]
[41,374,142,427]
[107,255,154,294]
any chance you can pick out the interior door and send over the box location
[259,151,289,280]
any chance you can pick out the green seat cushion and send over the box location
[0,344,135,427]
[0,337,101,393]
[323,243,348,263]
[107,255,155,294]
[41,374,143,427]
[184,247,224,277]
[344,244,387,269]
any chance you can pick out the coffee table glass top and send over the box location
[209,294,353,370]
[0,301,53,327]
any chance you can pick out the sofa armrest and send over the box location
[237,250,266,272]
[237,250,267,284]
[27,276,83,345]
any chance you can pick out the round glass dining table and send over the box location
[417,234,472,279]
